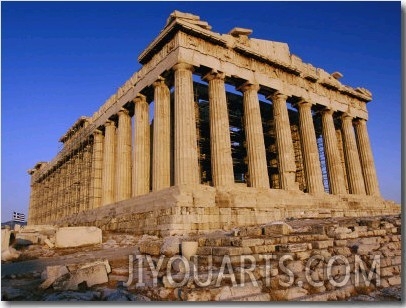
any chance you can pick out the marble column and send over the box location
[90,129,104,208]
[152,77,170,191]
[239,82,269,188]
[341,114,366,195]
[268,92,297,190]
[173,62,200,185]
[51,170,60,221]
[297,101,324,194]
[57,163,67,220]
[101,120,116,205]
[115,109,132,202]
[80,145,92,211]
[321,109,347,195]
[204,71,234,187]
[354,118,380,196]
[132,94,150,196]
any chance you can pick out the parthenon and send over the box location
[27,11,399,235]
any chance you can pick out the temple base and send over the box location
[56,185,401,236]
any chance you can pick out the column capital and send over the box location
[267,91,288,102]
[341,113,354,121]
[93,129,103,136]
[152,76,167,88]
[133,93,147,104]
[202,70,225,82]
[296,100,313,110]
[104,120,115,128]
[353,118,367,126]
[237,81,260,93]
[117,108,129,116]
[321,108,335,116]
[173,62,194,72]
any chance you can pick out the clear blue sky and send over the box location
[1,2,401,222]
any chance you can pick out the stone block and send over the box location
[334,231,359,240]
[286,260,304,274]
[181,241,199,260]
[139,240,163,256]
[39,265,69,289]
[212,247,248,256]
[1,247,21,262]
[44,238,55,248]
[196,246,212,255]
[53,264,108,291]
[387,276,401,286]
[55,226,102,248]
[239,238,264,247]
[214,282,263,301]
[334,240,347,247]
[277,243,308,253]
[251,245,276,254]
[271,287,308,300]
[263,222,292,236]
[1,229,11,251]
[312,240,333,249]
[15,233,39,245]
[160,236,181,257]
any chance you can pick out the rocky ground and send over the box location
[1,215,402,301]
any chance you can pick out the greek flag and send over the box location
[13,212,25,222]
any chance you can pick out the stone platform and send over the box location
[58,185,400,236]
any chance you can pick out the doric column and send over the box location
[238,82,269,188]
[115,109,132,202]
[132,94,150,196]
[341,114,366,195]
[27,182,36,225]
[321,109,347,194]
[354,118,380,196]
[90,129,103,208]
[57,163,67,220]
[51,170,60,221]
[268,92,297,190]
[297,101,324,194]
[204,71,234,187]
[80,145,92,212]
[101,120,116,205]
[152,78,170,191]
[63,158,73,218]
[173,62,200,185]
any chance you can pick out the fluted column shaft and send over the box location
[354,119,380,196]
[133,94,150,196]
[173,63,200,185]
[90,130,104,208]
[321,109,347,194]
[101,120,116,205]
[239,82,269,188]
[205,71,234,187]
[115,109,132,202]
[297,101,324,194]
[57,163,67,220]
[341,114,366,195]
[152,78,170,191]
[269,92,297,190]
[81,145,92,212]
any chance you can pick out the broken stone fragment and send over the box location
[44,238,54,248]
[1,247,21,262]
[39,265,69,290]
[160,236,181,257]
[53,264,108,291]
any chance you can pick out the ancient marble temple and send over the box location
[27,11,399,235]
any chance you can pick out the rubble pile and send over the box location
[1,214,401,301]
